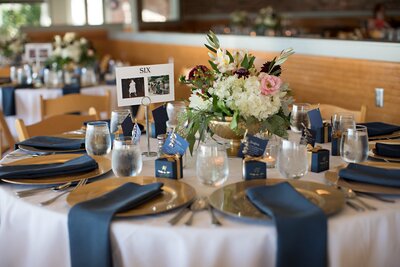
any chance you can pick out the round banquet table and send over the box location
[0,138,399,267]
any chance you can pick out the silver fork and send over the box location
[39,179,88,206]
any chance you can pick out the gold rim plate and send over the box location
[209,179,345,221]
[1,154,111,185]
[67,176,196,217]
[325,162,400,195]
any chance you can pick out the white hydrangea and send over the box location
[188,92,211,111]
[210,75,284,121]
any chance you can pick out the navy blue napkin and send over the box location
[246,182,327,267]
[0,154,97,179]
[17,136,85,150]
[68,182,164,267]
[1,84,34,116]
[339,163,400,187]
[62,83,81,95]
[375,143,400,158]
[359,122,400,137]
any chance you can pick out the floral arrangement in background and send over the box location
[179,31,294,152]
[230,11,249,27]
[46,32,97,70]
[254,6,280,33]
[0,30,26,65]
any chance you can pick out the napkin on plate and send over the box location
[0,154,98,179]
[68,182,164,267]
[339,163,400,187]
[360,122,400,137]
[17,136,85,150]
[375,143,400,158]
[246,182,327,267]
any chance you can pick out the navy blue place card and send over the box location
[238,135,268,158]
[151,105,169,138]
[308,108,324,129]
[162,132,189,156]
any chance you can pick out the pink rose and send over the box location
[258,73,282,95]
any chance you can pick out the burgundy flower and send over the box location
[260,61,282,76]
[187,65,210,80]
[234,67,250,78]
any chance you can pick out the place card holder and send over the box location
[155,154,183,179]
[242,156,267,180]
[307,145,330,173]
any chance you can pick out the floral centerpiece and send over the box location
[0,30,26,65]
[46,32,96,71]
[179,31,294,153]
[254,7,280,35]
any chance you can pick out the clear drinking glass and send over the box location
[196,143,229,186]
[290,103,311,133]
[166,101,186,131]
[85,121,112,156]
[339,114,356,133]
[277,140,308,179]
[340,125,369,163]
[112,137,143,177]
[110,109,131,137]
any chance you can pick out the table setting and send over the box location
[1,32,400,267]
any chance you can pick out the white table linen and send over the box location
[0,140,400,267]
[0,85,117,137]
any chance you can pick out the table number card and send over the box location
[115,63,174,106]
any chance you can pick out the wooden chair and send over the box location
[15,114,97,142]
[40,91,111,120]
[312,104,367,123]
[0,110,16,155]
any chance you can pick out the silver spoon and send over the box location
[185,198,208,226]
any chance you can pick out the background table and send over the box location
[0,84,117,138]
[0,139,399,267]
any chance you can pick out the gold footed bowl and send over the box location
[208,118,261,157]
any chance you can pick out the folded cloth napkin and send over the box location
[360,122,400,137]
[0,154,98,179]
[375,143,400,158]
[246,182,327,267]
[68,182,163,267]
[62,83,81,95]
[17,136,85,150]
[339,163,400,187]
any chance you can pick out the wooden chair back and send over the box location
[15,114,97,142]
[40,91,111,120]
[312,104,367,123]
[0,110,15,155]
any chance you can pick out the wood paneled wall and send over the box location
[107,39,400,124]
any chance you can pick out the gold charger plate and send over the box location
[325,161,400,195]
[67,176,196,217]
[208,179,345,221]
[1,154,111,185]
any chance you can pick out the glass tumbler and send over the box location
[85,121,112,156]
[112,137,143,177]
[277,140,308,179]
[110,109,131,138]
[340,125,369,163]
[196,143,229,186]
[290,103,311,133]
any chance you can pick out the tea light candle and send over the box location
[264,148,276,168]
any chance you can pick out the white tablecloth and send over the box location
[0,140,399,267]
[0,85,117,138]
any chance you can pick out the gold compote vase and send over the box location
[208,117,262,157]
